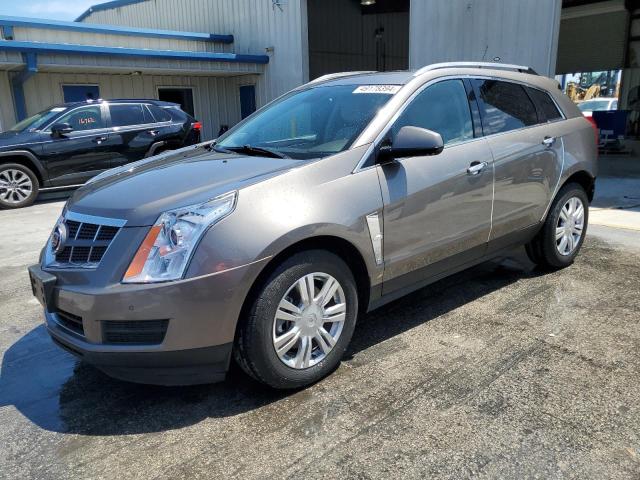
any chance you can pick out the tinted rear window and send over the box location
[527,87,563,121]
[109,104,149,127]
[474,80,538,135]
[147,104,172,122]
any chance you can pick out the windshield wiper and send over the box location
[215,144,290,159]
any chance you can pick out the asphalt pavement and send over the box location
[1,175,639,479]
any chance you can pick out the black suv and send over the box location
[0,99,201,209]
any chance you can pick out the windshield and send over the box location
[216,85,398,160]
[578,99,614,112]
[9,107,67,132]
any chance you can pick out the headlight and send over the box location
[123,191,237,283]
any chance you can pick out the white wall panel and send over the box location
[82,0,308,107]
[0,71,15,130]
[409,0,562,76]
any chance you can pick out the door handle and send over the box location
[92,136,108,144]
[467,161,488,175]
[542,136,556,147]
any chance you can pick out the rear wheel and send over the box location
[0,163,39,209]
[525,183,589,269]
[234,250,358,389]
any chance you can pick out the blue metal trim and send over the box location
[11,52,38,121]
[75,0,149,22]
[0,15,233,43]
[0,40,269,64]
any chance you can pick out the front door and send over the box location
[379,79,495,295]
[40,104,113,186]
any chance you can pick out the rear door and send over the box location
[471,79,563,242]
[379,78,495,294]
[40,104,112,186]
[106,103,164,167]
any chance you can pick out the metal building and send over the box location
[1,0,633,140]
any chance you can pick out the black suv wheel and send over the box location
[0,163,39,209]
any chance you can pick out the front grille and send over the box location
[56,310,84,336]
[102,320,169,345]
[53,217,122,267]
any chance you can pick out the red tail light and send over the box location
[586,116,599,146]
[192,121,202,131]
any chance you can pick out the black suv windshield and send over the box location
[216,85,398,160]
[9,107,67,133]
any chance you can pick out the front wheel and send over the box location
[525,182,589,269]
[234,250,358,389]
[0,163,39,209]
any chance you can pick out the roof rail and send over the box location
[413,62,538,77]
[308,71,377,85]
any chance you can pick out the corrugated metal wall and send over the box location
[307,0,408,79]
[21,71,258,140]
[409,0,562,76]
[81,0,308,106]
[0,71,14,130]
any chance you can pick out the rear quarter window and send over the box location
[526,87,563,122]
[148,105,173,122]
[473,79,538,135]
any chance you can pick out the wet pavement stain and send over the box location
[1,202,640,480]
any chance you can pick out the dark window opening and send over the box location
[62,85,100,103]
[240,85,257,119]
[157,87,195,117]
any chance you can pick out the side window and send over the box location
[109,104,148,127]
[526,87,563,122]
[392,79,474,146]
[147,104,172,122]
[56,106,104,131]
[473,80,538,135]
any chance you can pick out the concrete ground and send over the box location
[1,158,639,479]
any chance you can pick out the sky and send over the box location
[0,0,98,21]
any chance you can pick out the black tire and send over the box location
[0,163,39,209]
[525,182,589,269]
[234,250,358,389]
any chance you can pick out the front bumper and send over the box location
[33,258,268,386]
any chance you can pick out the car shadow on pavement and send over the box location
[0,248,544,436]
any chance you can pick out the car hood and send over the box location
[0,130,39,148]
[68,145,304,226]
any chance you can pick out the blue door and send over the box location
[62,85,100,103]
[240,85,256,119]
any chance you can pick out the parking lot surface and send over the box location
[1,191,640,479]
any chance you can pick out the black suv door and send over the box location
[107,103,176,167]
[40,104,112,186]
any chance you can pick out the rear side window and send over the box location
[527,87,563,121]
[392,79,474,146]
[473,80,538,135]
[147,104,172,122]
[109,104,149,127]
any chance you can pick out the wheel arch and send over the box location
[561,170,596,202]
[236,235,372,340]
[0,150,47,185]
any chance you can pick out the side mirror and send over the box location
[51,123,73,137]
[378,126,444,162]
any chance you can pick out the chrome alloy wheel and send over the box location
[0,168,33,204]
[272,272,347,369]
[556,196,585,256]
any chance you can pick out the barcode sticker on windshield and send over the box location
[353,85,401,94]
